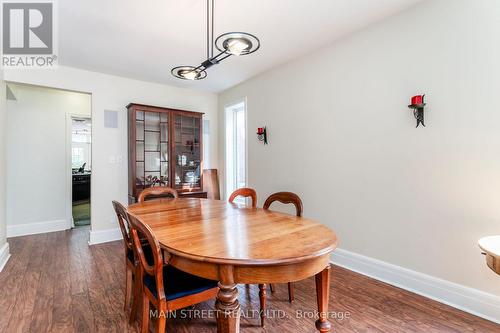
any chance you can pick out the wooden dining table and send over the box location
[127,198,338,333]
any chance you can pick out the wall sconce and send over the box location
[257,127,268,144]
[408,95,426,128]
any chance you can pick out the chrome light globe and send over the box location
[215,32,260,56]
[171,66,207,80]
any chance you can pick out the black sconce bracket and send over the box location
[257,127,268,145]
[408,95,426,128]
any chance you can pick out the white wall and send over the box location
[6,84,91,234]
[0,69,9,271]
[219,0,500,299]
[5,66,218,238]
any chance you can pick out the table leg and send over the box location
[258,284,267,327]
[315,265,332,333]
[216,266,240,333]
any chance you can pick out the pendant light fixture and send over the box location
[171,0,260,80]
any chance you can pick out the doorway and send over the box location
[71,117,92,227]
[5,83,92,237]
[225,100,247,201]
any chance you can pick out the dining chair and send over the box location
[112,200,143,324]
[127,212,219,333]
[138,186,179,203]
[228,188,257,207]
[229,187,267,326]
[263,192,303,304]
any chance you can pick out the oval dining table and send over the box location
[127,198,338,333]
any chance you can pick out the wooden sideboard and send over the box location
[127,103,207,203]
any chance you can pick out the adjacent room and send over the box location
[0,0,499,332]
[71,117,92,227]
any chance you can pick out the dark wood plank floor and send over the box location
[1,227,499,333]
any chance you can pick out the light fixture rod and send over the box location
[213,52,231,62]
[194,49,231,73]
[206,0,216,60]
[212,50,229,61]
[211,0,214,58]
[206,0,209,60]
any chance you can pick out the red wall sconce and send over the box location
[257,127,268,144]
[408,94,426,127]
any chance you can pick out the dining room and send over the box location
[1,0,500,332]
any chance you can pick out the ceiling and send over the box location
[59,0,422,92]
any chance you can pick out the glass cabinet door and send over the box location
[135,111,169,191]
[173,114,201,191]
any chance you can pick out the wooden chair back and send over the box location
[138,186,179,203]
[203,169,221,200]
[112,201,134,254]
[127,212,166,301]
[263,192,303,217]
[228,188,257,208]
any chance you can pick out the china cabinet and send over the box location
[127,103,206,203]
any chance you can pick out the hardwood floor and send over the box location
[1,227,498,333]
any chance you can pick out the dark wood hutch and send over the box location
[127,103,207,203]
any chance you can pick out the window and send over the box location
[72,147,85,168]
[225,101,246,201]
[71,118,92,169]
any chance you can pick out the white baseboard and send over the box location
[331,248,500,324]
[7,219,69,238]
[88,228,122,245]
[0,243,11,272]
